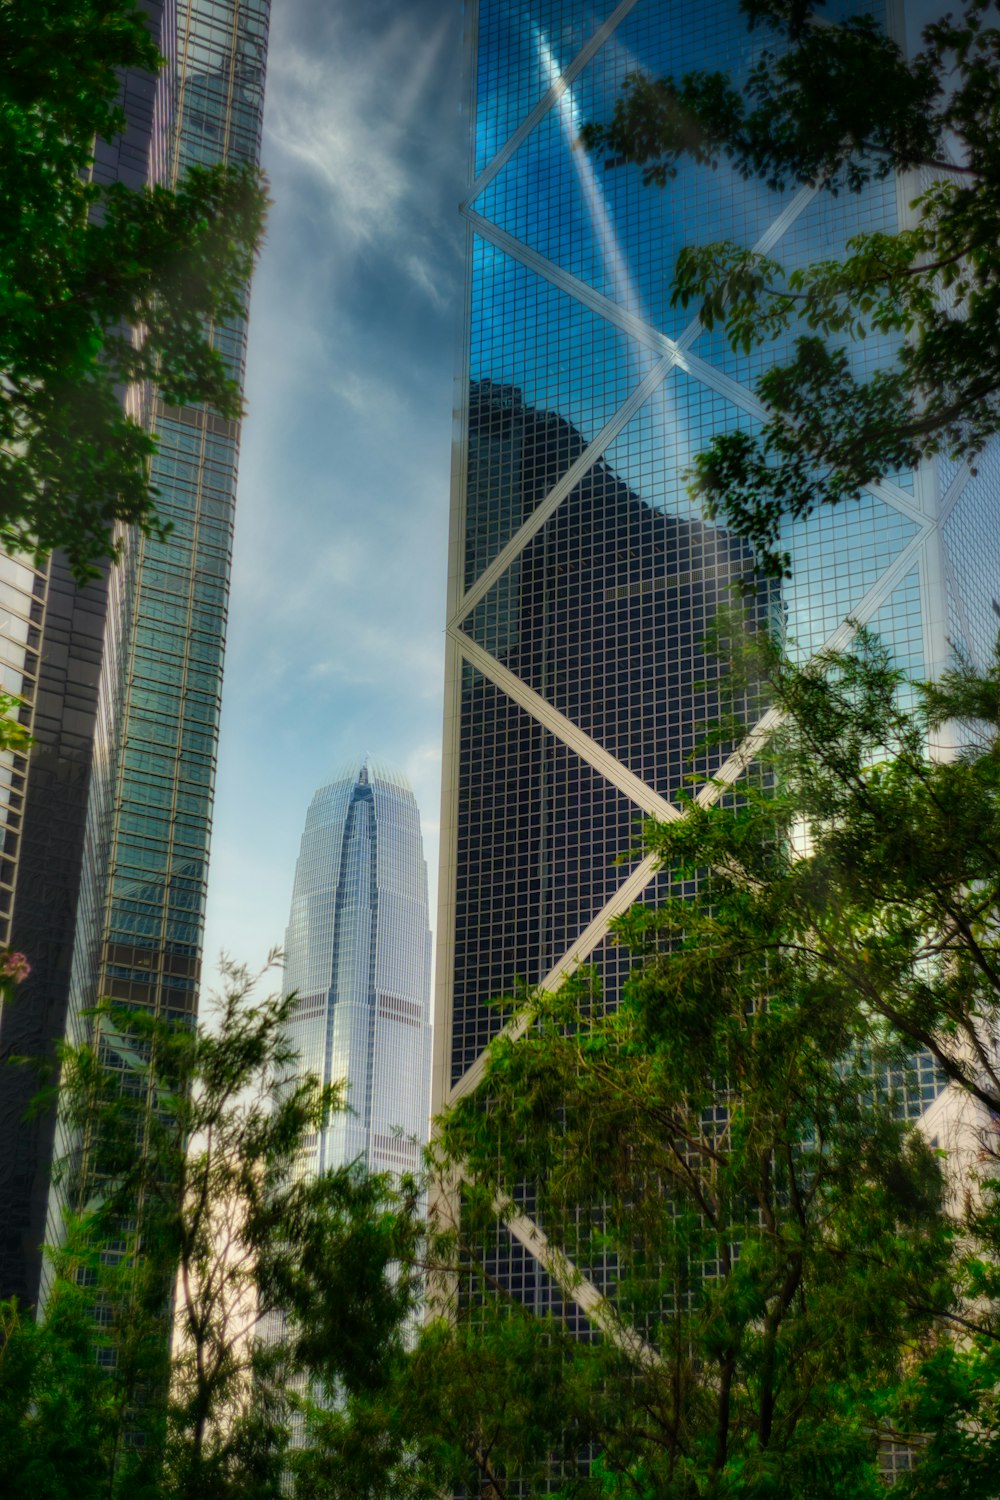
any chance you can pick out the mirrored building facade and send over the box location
[435,0,996,1302]
[285,763,432,1181]
[0,0,270,1307]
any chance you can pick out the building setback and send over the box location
[0,0,271,1308]
[284,762,432,1183]
[435,0,997,1312]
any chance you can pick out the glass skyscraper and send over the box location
[284,762,432,1181]
[434,0,997,1301]
[0,0,270,1307]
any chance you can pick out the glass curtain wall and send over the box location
[435,0,996,1311]
[284,762,433,1183]
[41,0,271,1278]
[0,1,177,1305]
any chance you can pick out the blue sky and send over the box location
[200,0,944,989]
[202,0,467,985]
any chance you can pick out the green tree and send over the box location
[363,634,1000,1498]
[0,959,423,1500]
[0,0,268,580]
[0,1272,147,1500]
[581,0,1000,577]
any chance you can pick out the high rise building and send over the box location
[284,762,432,1182]
[434,0,994,1308]
[0,0,270,1308]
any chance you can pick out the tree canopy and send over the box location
[0,0,267,580]
[0,960,424,1500]
[582,0,1000,576]
[392,634,1000,1498]
[9,640,1000,1497]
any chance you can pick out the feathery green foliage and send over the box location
[371,636,1000,1497]
[0,959,424,1500]
[581,0,1000,577]
[0,0,268,579]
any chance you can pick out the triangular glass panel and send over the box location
[484,1221,598,1336]
[769,166,898,276]
[462,377,775,805]
[580,859,696,1001]
[601,367,761,524]
[474,0,623,177]
[451,665,649,1085]
[472,0,796,342]
[465,236,651,588]
[779,494,920,663]
[936,450,967,497]
[941,439,1000,671]
[694,170,908,445]
[945,572,972,668]
[864,566,925,683]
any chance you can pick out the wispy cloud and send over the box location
[202,0,463,992]
[263,6,463,300]
[267,50,408,245]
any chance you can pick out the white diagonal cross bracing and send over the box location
[463,0,645,206]
[442,0,949,1337]
[446,521,929,1107]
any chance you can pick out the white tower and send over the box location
[284,761,432,1179]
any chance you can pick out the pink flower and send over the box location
[0,951,30,983]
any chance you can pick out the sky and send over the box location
[201,0,467,989]
[199,0,947,995]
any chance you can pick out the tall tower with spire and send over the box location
[284,761,432,1179]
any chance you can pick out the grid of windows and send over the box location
[440,3,982,1342]
[696,171,903,397]
[1,5,175,1307]
[779,492,919,662]
[453,669,656,1081]
[463,386,771,802]
[941,439,1000,671]
[602,374,759,526]
[84,0,269,1014]
[474,0,619,176]
[868,567,926,684]
[474,0,798,339]
[284,764,432,1181]
[467,248,640,584]
[481,1222,597,1339]
[42,0,271,1267]
[0,555,46,945]
[882,1050,950,1123]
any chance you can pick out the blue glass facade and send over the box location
[436,1,989,1134]
[92,0,269,988]
[284,763,432,1180]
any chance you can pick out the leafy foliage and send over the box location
[0,0,268,579]
[1,959,424,1500]
[0,1275,159,1500]
[9,645,1000,1494]
[630,627,1000,1118]
[581,0,1000,576]
[374,635,1000,1497]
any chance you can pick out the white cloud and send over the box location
[203,0,462,991]
[267,62,408,247]
[329,367,405,419]
[402,251,451,312]
[262,8,463,297]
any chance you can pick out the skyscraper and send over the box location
[435,0,992,1302]
[284,762,432,1182]
[0,0,270,1308]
